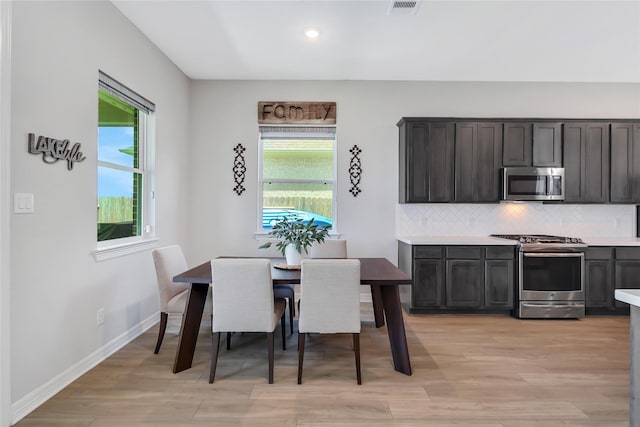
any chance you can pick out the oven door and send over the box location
[519,251,584,301]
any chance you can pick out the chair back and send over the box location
[299,259,361,333]
[256,238,282,257]
[308,239,347,259]
[152,245,190,311]
[211,258,277,333]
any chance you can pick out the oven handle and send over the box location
[522,252,585,258]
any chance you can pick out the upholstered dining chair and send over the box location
[152,244,212,354]
[308,239,347,259]
[210,258,286,384]
[297,259,362,384]
[258,238,296,334]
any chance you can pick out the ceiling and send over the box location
[113,0,640,83]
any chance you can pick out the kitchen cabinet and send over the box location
[398,120,454,203]
[610,123,640,203]
[455,122,503,202]
[615,247,640,309]
[585,247,614,309]
[502,122,562,167]
[399,242,514,312]
[563,123,610,203]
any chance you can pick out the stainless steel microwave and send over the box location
[502,167,565,201]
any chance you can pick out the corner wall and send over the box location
[10,1,190,421]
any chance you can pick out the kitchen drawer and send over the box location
[414,246,444,259]
[485,246,515,260]
[446,246,483,259]
[615,247,640,260]
[584,247,614,260]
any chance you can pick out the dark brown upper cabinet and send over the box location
[503,122,562,167]
[610,123,640,203]
[563,123,610,203]
[398,120,455,203]
[455,122,503,202]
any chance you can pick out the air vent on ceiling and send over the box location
[387,0,421,16]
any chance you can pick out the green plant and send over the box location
[259,217,330,256]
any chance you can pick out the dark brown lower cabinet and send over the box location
[399,242,515,313]
[585,246,640,314]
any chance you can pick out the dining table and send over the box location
[172,257,413,376]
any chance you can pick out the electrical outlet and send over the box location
[97,308,105,326]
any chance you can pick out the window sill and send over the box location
[93,237,159,262]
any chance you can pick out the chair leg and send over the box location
[281,313,286,351]
[267,331,275,384]
[153,312,168,354]
[209,332,221,383]
[226,332,232,350]
[353,333,362,385]
[297,332,306,384]
[288,297,294,335]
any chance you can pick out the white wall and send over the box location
[10,1,190,419]
[187,80,640,264]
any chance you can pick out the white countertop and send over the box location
[396,236,519,245]
[397,236,640,246]
[615,289,640,307]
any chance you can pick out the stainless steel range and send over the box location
[490,234,586,319]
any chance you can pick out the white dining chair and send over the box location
[151,245,212,354]
[210,258,286,384]
[297,258,362,384]
[308,239,347,259]
[258,238,296,335]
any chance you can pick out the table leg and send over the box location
[379,284,412,376]
[173,282,208,373]
[370,285,385,327]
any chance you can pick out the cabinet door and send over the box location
[563,123,610,203]
[585,260,614,308]
[611,123,640,203]
[614,260,640,308]
[533,122,562,167]
[455,122,502,202]
[503,122,532,166]
[412,258,444,308]
[446,259,483,307]
[484,259,514,308]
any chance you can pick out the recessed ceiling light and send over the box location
[305,28,319,40]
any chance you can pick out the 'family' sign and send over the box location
[258,102,336,125]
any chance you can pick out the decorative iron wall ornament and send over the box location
[28,133,86,171]
[348,145,362,196]
[232,143,247,195]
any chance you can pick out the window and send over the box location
[97,72,155,245]
[259,126,336,231]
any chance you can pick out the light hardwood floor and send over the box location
[15,305,631,426]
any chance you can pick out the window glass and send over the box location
[259,128,336,231]
[97,82,150,243]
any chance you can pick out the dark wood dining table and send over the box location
[172,257,413,375]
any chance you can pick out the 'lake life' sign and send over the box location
[28,133,86,171]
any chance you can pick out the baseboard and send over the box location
[11,312,158,424]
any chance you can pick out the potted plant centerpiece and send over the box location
[260,217,330,266]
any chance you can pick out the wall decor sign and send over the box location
[28,133,86,171]
[258,101,336,125]
[232,143,247,195]
[349,145,362,197]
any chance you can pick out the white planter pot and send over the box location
[284,244,303,266]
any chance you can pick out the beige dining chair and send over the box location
[151,245,212,354]
[297,258,362,384]
[258,238,296,335]
[308,239,347,259]
[210,258,286,384]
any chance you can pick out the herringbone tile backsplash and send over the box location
[396,203,635,237]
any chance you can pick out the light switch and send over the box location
[14,193,34,214]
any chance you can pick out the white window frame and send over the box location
[257,126,338,235]
[94,72,156,261]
